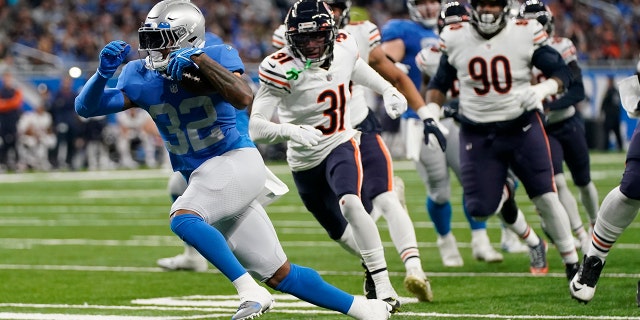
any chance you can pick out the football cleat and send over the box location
[472,233,504,263]
[362,263,376,299]
[403,271,433,302]
[500,226,530,253]
[382,297,401,314]
[570,255,605,304]
[364,298,392,320]
[232,287,274,320]
[437,233,464,267]
[565,262,580,282]
[157,253,208,272]
[529,237,548,275]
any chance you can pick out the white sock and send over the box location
[532,192,578,264]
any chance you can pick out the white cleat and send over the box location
[500,227,529,253]
[157,253,209,272]
[232,286,274,320]
[437,233,463,267]
[365,298,393,320]
[403,268,433,302]
[569,255,605,304]
[472,234,504,263]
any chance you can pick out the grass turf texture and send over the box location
[0,152,639,319]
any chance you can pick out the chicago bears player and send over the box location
[520,0,599,257]
[74,0,393,319]
[569,73,640,303]
[250,0,408,311]
[271,0,433,302]
[382,0,502,267]
[426,0,580,277]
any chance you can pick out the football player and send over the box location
[569,73,640,304]
[381,0,503,267]
[520,0,599,257]
[250,0,409,311]
[425,0,580,277]
[271,0,433,302]
[74,0,393,319]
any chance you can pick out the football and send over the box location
[178,66,217,96]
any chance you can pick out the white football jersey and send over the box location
[254,31,361,171]
[416,44,460,100]
[343,20,382,126]
[271,21,382,127]
[440,19,548,123]
[532,36,578,124]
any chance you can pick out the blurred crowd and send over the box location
[1,0,640,65]
[0,0,639,172]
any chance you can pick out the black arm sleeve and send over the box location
[426,53,456,94]
[544,60,586,111]
[531,45,572,89]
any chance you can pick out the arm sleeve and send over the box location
[248,85,288,144]
[427,54,456,94]
[544,60,585,111]
[350,57,393,94]
[532,45,572,90]
[75,73,125,118]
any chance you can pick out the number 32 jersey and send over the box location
[439,19,548,123]
[255,31,361,171]
[115,44,254,174]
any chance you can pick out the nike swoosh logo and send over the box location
[571,282,583,292]
[268,62,276,68]
[522,124,532,132]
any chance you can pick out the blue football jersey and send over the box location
[381,19,438,119]
[115,44,254,174]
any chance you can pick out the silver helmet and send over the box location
[138,0,206,71]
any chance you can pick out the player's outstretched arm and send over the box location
[75,40,132,118]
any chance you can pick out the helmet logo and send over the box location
[297,21,318,32]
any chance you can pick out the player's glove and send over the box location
[519,78,559,111]
[441,99,459,120]
[97,40,130,79]
[382,87,408,120]
[167,48,204,80]
[417,103,448,151]
[281,123,323,147]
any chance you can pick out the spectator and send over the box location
[601,75,624,151]
[0,71,23,171]
[49,76,81,169]
[115,108,157,168]
[17,101,56,171]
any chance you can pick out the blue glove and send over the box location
[167,48,204,80]
[97,40,130,79]
[423,118,447,152]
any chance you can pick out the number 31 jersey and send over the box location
[256,31,360,171]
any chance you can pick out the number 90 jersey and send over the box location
[256,31,360,171]
[439,19,548,123]
[116,44,254,174]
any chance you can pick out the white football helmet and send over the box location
[470,0,511,38]
[138,0,206,71]
[407,0,441,29]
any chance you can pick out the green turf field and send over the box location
[1,151,639,319]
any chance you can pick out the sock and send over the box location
[588,187,640,261]
[555,174,585,233]
[427,198,452,236]
[372,192,421,266]
[504,209,540,247]
[532,192,579,264]
[361,247,396,299]
[276,263,353,314]
[463,197,486,230]
[578,182,599,225]
[170,213,246,281]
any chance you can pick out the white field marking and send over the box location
[79,190,165,198]
[3,297,640,320]
[0,264,639,280]
[0,169,171,183]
